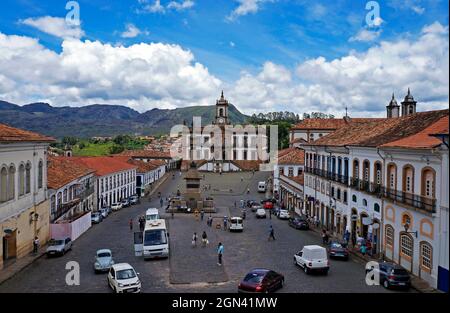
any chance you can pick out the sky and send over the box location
[0,0,448,117]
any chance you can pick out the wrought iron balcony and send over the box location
[380,187,436,213]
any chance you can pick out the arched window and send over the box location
[337,188,341,200]
[50,195,56,214]
[363,160,370,182]
[421,168,436,198]
[0,166,7,202]
[362,199,368,206]
[374,203,380,213]
[63,188,68,203]
[25,162,31,194]
[18,164,25,196]
[420,242,432,271]
[385,225,394,248]
[402,165,414,193]
[387,163,397,191]
[8,165,15,200]
[374,162,382,185]
[400,233,413,258]
[57,192,62,207]
[353,159,359,179]
[331,187,335,198]
[38,160,43,189]
[352,195,357,203]
[343,191,348,203]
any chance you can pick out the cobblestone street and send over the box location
[0,172,411,293]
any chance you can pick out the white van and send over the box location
[145,208,160,221]
[143,219,169,259]
[258,181,266,193]
[229,217,243,232]
[293,245,329,275]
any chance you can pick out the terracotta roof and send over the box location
[381,115,449,149]
[119,149,172,159]
[290,138,308,144]
[231,160,263,171]
[278,148,304,165]
[291,118,380,131]
[47,156,95,190]
[110,156,166,173]
[70,156,137,176]
[305,110,449,148]
[281,174,304,185]
[0,123,54,143]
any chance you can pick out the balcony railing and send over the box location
[52,199,80,222]
[305,167,348,185]
[380,187,436,213]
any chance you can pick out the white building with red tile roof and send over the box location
[0,123,54,269]
[300,93,448,291]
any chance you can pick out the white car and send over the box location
[256,208,267,218]
[229,217,243,232]
[111,202,122,211]
[294,245,329,275]
[278,209,290,220]
[107,263,141,293]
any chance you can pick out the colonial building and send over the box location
[71,157,137,209]
[119,149,179,171]
[47,156,95,223]
[275,147,305,216]
[301,92,448,290]
[181,92,266,172]
[0,123,54,269]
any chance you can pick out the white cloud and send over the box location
[121,24,149,38]
[0,33,221,112]
[227,0,273,21]
[229,41,235,47]
[141,0,165,13]
[167,0,194,11]
[412,6,425,14]
[19,16,84,39]
[230,22,449,116]
[349,29,382,42]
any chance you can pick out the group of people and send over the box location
[190,231,224,266]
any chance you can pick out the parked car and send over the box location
[103,206,112,214]
[278,209,290,220]
[229,217,244,232]
[289,217,309,230]
[129,195,139,205]
[46,237,72,257]
[246,200,257,208]
[256,208,267,218]
[238,269,284,293]
[94,249,115,273]
[99,208,109,219]
[365,262,411,289]
[107,263,141,293]
[263,201,274,210]
[111,202,122,211]
[251,204,262,212]
[121,198,130,208]
[91,212,103,224]
[294,245,329,275]
[328,241,349,260]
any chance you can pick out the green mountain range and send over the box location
[0,100,249,139]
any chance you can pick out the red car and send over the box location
[238,269,284,293]
[263,201,274,210]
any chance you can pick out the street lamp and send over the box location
[403,222,418,238]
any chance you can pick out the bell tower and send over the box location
[401,88,417,117]
[215,91,229,125]
[386,93,400,118]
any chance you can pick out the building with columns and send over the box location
[301,97,448,291]
[0,123,54,269]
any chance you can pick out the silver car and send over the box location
[99,208,108,219]
[46,237,72,257]
[94,249,115,273]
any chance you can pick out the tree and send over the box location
[62,136,78,146]
[109,145,124,155]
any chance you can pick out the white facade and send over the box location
[48,172,95,222]
[97,169,136,208]
[136,164,166,196]
[274,163,304,192]
[302,142,447,290]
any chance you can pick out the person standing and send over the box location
[129,218,133,231]
[268,225,276,241]
[200,209,205,221]
[201,231,208,247]
[217,243,224,266]
[160,197,163,208]
[192,232,198,247]
[33,236,39,254]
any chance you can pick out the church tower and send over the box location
[401,88,417,117]
[386,93,400,118]
[215,91,229,125]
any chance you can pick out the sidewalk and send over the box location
[0,246,46,285]
[308,224,439,293]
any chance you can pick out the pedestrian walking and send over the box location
[223,216,228,230]
[268,225,276,241]
[129,218,133,231]
[247,188,250,194]
[160,197,163,208]
[200,209,205,221]
[33,236,39,254]
[217,243,224,266]
[192,232,198,247]
[201,231,208,247]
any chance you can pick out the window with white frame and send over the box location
[386,225,394,247]
[420,242,432,270]
[400,234,413,258]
